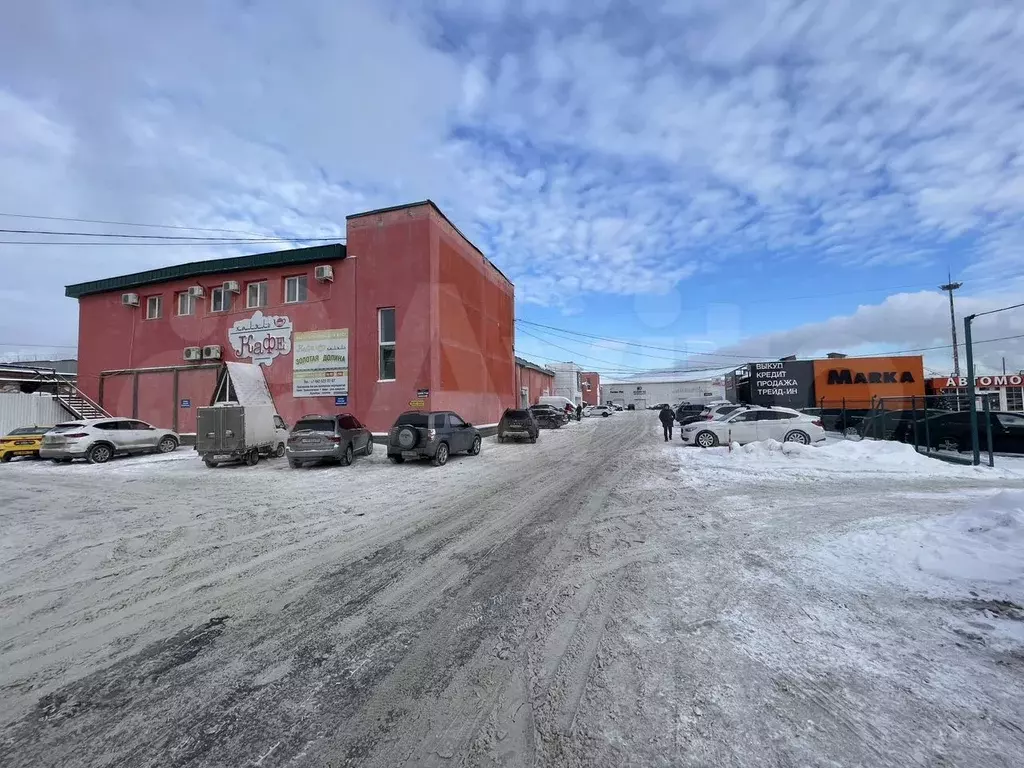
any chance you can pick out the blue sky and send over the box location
[1,1,1023,375]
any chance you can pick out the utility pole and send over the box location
[939,274,963,377]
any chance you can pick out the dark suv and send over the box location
[675,403,706,424]
[387,411,482,466]
[529,404,566,428]
[287,414,373,468]
[497,408,539,443]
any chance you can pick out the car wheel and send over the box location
[341,443,354,466]
[389,455,405,464]
[157,436,178,453]
[602,413,609,418]
[204,457,219,469]
[288,459,301,468]
[275,443,286,458]
[529,436,537,444]
[939,437,961,452]
[784,430,810,445]
[245,448,260,466]
[365,439,373,456]
[695,431,719,449]
[469,436,482,455]
[433,442,449,467]
[498,435,504,443]
[87,443,113,464]
[0,454,10,463]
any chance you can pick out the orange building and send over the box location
[812,356,925,408]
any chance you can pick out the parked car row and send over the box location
[855,408,1024,453]
[3,396,615,471]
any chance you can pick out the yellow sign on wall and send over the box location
[408,399,426,408]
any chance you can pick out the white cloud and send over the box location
[2,0,1024,360]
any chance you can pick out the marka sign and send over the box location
[827,369,916,385]
[228,311,293,366]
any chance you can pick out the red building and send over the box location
[514,357,555,407]
[580,371,601,406]
[65,201,516,433]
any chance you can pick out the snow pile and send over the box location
[815,490,1024,594]
[226,362,275,406]
[673,437,1024,484]
[913,490,1024,586]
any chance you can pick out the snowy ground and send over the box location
[2,413,1024,766]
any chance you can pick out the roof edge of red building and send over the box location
[515,356,555,377]
[64,242,346,299]
[348,199,513,289]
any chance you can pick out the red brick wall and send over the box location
[581,372,601,406]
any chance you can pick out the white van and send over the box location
[538,395,577,418]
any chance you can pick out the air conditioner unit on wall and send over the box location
[223,280,240,293]
[183,347,202,361]
[188,285,205,298]
[202,345,222,360]
[314,264,334,282]
[121,293,140,307]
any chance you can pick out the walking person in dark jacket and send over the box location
[576,403,583,421]
[658,405,675,441]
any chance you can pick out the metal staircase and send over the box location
[0,364,109,420]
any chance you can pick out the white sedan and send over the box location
[681,406,826,448]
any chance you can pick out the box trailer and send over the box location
[195,403,285,467]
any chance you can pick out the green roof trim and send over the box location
[65,243,346,299]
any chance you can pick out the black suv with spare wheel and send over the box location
[387,411,482,466]
[497,408,539,443]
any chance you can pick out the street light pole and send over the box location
[940,277,963,378]
[964,314,980,465]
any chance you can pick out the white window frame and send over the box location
[378,307,396,382]
[145,295,162,320]
[284,275,308,304]
[247,280,268,309]
[210,286,229,313]
[177,291,195,316]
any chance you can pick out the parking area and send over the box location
[3,411,1024,767]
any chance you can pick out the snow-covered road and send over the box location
[2,413,1024,766]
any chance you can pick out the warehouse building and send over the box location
[547,362,584,404]
[514,357,555,408]
[601,377,726,409]
[65,201,515,434]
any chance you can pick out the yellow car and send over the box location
[0,426,52,463]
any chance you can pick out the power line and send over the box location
[0,211,275,238]
[0,239,342,247]
[0,227,341,242]
[515,320,753,360]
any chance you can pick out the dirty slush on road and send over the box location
[3,416,665,767]
[5,414,1024,767]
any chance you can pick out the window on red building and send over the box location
[177,292,195,316]
[379,307,396,381]
[145,295,162,320]
[210,286,230,313]
[285,275,307,304]
[247,281,268,308]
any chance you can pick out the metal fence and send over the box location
[807,394,996,466]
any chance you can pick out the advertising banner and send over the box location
[292,329,349,398]
[750,360,815,408]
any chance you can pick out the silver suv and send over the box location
[286,414,373,468]
[39,418,180,464]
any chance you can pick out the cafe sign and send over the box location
[228,311,293,366]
